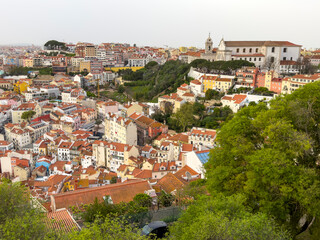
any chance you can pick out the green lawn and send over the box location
[100,91,128,103]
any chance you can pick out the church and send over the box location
[191,35,302,72]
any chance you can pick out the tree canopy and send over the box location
[0,180,47,240]
[44,40,67,51]
[21,110,36,121]
[169,194,291,240]
[205,81,320,236]
[190,59,255,74]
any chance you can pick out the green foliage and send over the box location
[190,59,255,73]
[205,89,222,100]
[67,217,150,240]
[8,66,52,76]
[145,61,158,69]
[253,87,276,96]
[133,193,152,208]
[82,194,151,226]
[21,110,36,121]
[119,60,190,101]
[86,91,96,98]
[192,101,205,116]
[0,181,47,240]
[117,84,125,93]
[44,40,67,50]
[158,191,174,207]
[205,82,320,236]
[110,176,117,184]
[228,86,251,94]
[100,91,128,103]
[169,195,291,240]
[171,103,195,132]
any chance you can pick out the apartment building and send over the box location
[105,113,138,145]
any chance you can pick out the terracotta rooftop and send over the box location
[51,180,152,209]
[46,208,80,232]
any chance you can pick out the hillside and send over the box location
[119,59,254,101]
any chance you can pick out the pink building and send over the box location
[255,72,266,88]
[270,78,282,94]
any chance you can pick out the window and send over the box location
[249,48,252,53]
[283,57,286,60]
[249,58,252,61]
[256,48,259,53]
[259,58,261,61]
[243,48,246,53]
[283,48,287,53]
[254,58,256,61]
[236,48,239,53]
[271,47,275,53]
[271,57,275,63]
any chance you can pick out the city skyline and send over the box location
[1,0,319,49]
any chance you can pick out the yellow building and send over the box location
[202,75,233,92]
[13,165,29,181]
[264,71,278,90]
[79,61,91,73]
[14,81,30,94]
[23,59,34,68]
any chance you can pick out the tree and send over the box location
[169,194,291,240]
[133,193,152,208]
[253,87,275,96]
[94,119,102,133]
[145,61,158,69]
[0,180,47,240]
[118,85,125,94]
[205,89,220,100]
[21,110,36,122]
[44,40,67,51]
[205,82,320,236]
[158,191,174,207]
[172,103,195,132]
[86,91,96,98]
[68,217,150,240]
[110,176,117,184]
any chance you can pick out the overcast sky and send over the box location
[1,0,319,49]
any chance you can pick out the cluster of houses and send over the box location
[0,74,216,218]
[0,38,319,232]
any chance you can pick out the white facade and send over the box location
[105,115,138,146]
[216,39,301,72]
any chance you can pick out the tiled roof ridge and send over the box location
[54,179,147,197]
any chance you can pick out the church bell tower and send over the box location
[205,33,213,54]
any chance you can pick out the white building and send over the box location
[216,39,301,72]
[57,141,73,161]
[61,88,86,103]
[189,127,217,149]
[105,113,138,146]
[189,79,204,97]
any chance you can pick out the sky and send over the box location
[1,0,319,49]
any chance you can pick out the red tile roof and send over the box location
[134,170,152,179]
[51,180,152,209]
[46,208,80,232]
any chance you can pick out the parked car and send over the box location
[141,221,168,239]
